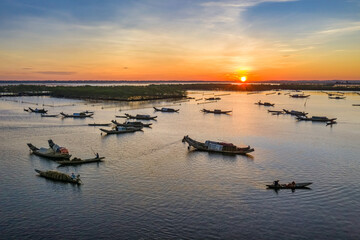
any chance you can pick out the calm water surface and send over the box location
[0,91,360,240]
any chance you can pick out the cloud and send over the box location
[318,22,360,35]
[36,71,76,75]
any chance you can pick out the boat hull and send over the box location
[266,182,312,189]
[35,169,81,184]
[27,143,71,160]
[57,157,105,165]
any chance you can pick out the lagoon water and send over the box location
[1,91,360,239]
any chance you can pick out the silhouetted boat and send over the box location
[100,126,143,134]
[201,109,232,114]
[283,109,308,116]
[57,157,105,166]
[27,140,71,160]
[88,123,111,126]
[35,169,81,184]
[60,112,94,118]
[182,135,254,155]
[28,107,48,113]
[124,113,157,120]
[268,110,283,113]
[255,101,274,106]
[266,182,312,189]
[289,94,310,98]
[111,120,152,128]
[153,107,179,112]
[296,116,337,122]
[205,97,221,101]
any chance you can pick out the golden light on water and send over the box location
[241,76,247,82]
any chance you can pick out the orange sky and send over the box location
[0,0,359,81]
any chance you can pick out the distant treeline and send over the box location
[0,83,359,100]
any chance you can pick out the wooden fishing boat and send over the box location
[182,135,254,155]
[35,169,81,184]
[201,109,232,114]
[266,182,312,189]
[100,126,143,134]
[81,110,95,114]
[60,112,94,118]
[57,157,105,166]
[255,101,274,106]
[296,115,337,122]
[88,123,111,126]
[283,109,308,116]
[111,120,152,128]
[27,140,71,160]
[28,107,48,113]
[41,114,59,117]
[353,104,360,106]
[289,94,310,98]
[153,107,179,112]
[124,113,157,120]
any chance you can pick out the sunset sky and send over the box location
[0,0,359,81]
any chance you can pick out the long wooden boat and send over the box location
[88,123,111,126]
[296,115,337,122]
[182,135,254,155]
[60,112,94,118]
[255,101,274,106]
[153,107,179,112]
[27,141,71,160]
[201,109,232,114]
[352,104,360,106]
[41,114,59,117]
[35,169,81,184]
[28,107,48,113]
[289,94,310,98]
[100,126,143,134]
[283,109,308,116]
[205,97,221,101]
[57,157,105,166]
[268,110,283,113]
[124,113,157,120]
[111,120,152,128]
[266,182,312,189]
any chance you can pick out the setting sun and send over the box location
[240,76,247,82]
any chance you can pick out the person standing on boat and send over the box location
[96,153,99,159]
[274,180,280,187]
[71,173,76,179]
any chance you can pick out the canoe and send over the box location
[266,182,312,189]
[124,113,157,120]
[100,126,143,134]
[27,143,71,160]
[153,107,179,112]
[88,123,111,126]
[60,112,94,118]
[182,135,254,155]
[201,109,232,114]
[268,110,283,113]
[111,120,152,128]
[57,157,105,166]
[289,94,310,98]
[35,169,81,184]
[205,97,221,101]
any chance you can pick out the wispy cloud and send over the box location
[318,22,360,35]
[36,71,76,75]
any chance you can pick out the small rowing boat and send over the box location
[111,120,152,128]
[41,114,59,117]
[57,157,105,166]
[35,169,81,184]
[296,115,337,122]
[266,182,312,189]
[283,109,308,116]
[153,107,179,112]
[27,107,48,113]
[201,109,232,114]
[124,113,157,120]
[255,101,274,106]
[100,126,143,134]
[60,112,94,118]
[88,123,111,126]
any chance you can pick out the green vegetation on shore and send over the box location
[0,83,359,101]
